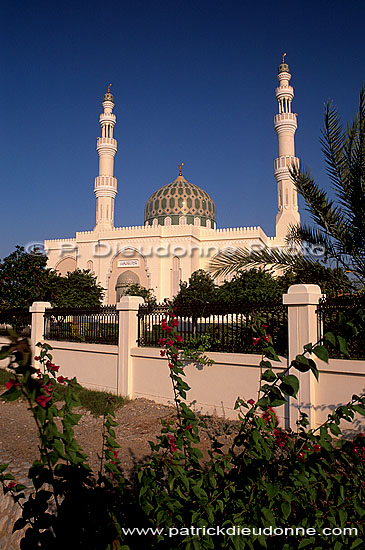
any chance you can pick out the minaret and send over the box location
[94,85,118,231]
[274,54,300,242]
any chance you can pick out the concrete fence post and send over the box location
[29,302,51,365]
[116,296,144,398]
[283,284,323,430]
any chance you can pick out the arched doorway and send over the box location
[115,270,140,302]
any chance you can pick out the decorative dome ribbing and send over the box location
[144,173,216,228]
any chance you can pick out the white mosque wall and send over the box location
[45,224,274,303]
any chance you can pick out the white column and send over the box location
[283,284,323,430]
[29,301,51,366]
[116,296,144,398]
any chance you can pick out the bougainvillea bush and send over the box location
[0,311,365,549]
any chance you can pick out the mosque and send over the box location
[45,56,300,304]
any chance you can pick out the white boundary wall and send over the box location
[0,286,364,431]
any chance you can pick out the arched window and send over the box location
[115,270,140,302]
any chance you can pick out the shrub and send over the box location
[0,310,364,549]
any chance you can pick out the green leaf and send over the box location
[266,484,280,499]
[352,404,365,415]
[350,539,364,549]
[1,387,22,401]
[329,423,341,436]
[298,539,315,549]
[280,375,299,397]
[324,332,336,346]
[262,369,277,382]
[0,346,10,360]
[292,355,311,372]
[281,501,291,520]
[262,507,275,526]
[52,439,65,457]
[12,517,27,532]
[337,336,349,356]
[309,359,319,381]
[312,345,329,363]
[265,346,280,362]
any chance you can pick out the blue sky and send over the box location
[1,0,364,260]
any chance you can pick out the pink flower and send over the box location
[264,335,271,343]
[158,338,166,345]
[35,395,51,407]
[168,363,174,369]
[273,428,289,447]
[160,350,166,357]
[261,323,268,329]
[166,340,175,347]
[7,481,16,489]
[57,375,68,385]
[313,444,321,452]
[247,399,255,406]
[34,356,40,361]
[261,407,278,427]
[173,319,179,327]
[5,379,18,390]
[252,337,260,346]
[167,434,176,453]
[175,335,183,343]
[46,360,60,373]
[43,382,54,394]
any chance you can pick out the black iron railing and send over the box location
[0,308,32,336]
[44,306,119,345]
[138,302,288,356]
[317,294,365,359]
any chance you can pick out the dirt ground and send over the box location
[0,397,230,477]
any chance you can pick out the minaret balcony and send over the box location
[96,137,118,155]
[274,156,299,182]
[274,156,299,171]
[94,175,117,199]
[274,113,297,134]
[275,86,294,101]
[100,113,116,124]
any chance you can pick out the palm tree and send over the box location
[210,88,365,287]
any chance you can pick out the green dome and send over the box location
[144,174,216,228]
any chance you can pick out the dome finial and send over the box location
[179,162,184,176]
[281,52,287,64]
[107,83,112,93]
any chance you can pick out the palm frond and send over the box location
[209,245,320,279]
[285,223,331,250]
[320,100,346,194]
[290,165,349,245]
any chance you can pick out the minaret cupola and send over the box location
[273,54,300,241]
[94,84,118,231]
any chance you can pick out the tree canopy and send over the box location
[172,269,218,312]
[122,283,157,307]
[0,246,104,309]
[217,269,282,304]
